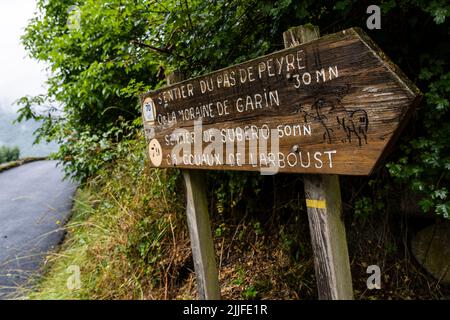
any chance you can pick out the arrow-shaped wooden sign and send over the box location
[140,27,421,175]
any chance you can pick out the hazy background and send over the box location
[0,1,58,157]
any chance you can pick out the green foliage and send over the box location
[19,0,450,218]
[354,197,374,221]
[0,145,20,164]
[18,0,162,180]
[242,285,258,299]
[53,118,141,182]
[18,0,348,181]
[353,179,387,221]
[386,40,450,219]
[332,0,450,219]
[27,139,185,299]
[212,171,262,214]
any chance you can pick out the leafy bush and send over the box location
[0,146,20,164]
[18,0,450,218]
[53,117,142,182]
[387,64,450,218]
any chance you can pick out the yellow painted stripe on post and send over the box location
[306,199,326,209]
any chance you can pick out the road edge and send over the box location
[0,157,48,173]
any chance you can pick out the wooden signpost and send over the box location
[284,25,353,299]
[167,72,221,300]
[140,25,421,300]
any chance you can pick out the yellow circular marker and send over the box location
[148,139,162,167]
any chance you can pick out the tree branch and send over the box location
[131,40,172,54]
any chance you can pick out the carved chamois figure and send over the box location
[298,98,336,143]
[336,109,369,146]
[297,90,369,146]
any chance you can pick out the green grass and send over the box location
[26,149,188,300]
[28,188,94,299]
[25,140,447,300]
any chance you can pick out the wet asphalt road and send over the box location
[0,160,76,299]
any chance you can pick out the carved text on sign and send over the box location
[140,28,421,175]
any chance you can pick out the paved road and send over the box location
[0,160,76,299]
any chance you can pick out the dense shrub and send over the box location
[18,0,450,217]
[0,146,20,164]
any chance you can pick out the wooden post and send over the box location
[283,25,354,300]
[142,24,419,300]
[167,72,221,300]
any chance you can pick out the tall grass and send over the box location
[27,137,317,300]
[28,139,191,299]
[27,137,447,300]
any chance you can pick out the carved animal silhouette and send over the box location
[298,96,369,146]
[336,109,368,146]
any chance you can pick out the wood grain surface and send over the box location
[140,27,421,175]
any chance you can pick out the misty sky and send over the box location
[0,1,48,112]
